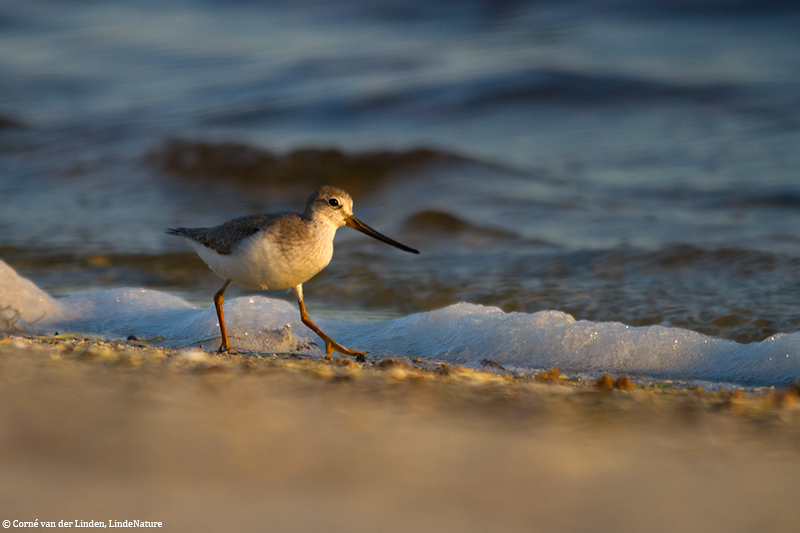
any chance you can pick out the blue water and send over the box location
[1,0,800,347]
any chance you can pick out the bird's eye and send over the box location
[328,198,340,207]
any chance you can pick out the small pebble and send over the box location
[179,349,208,362]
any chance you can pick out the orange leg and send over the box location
[294,284,367,359]
[213,279,232,353]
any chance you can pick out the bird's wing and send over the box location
[166,214,279,255]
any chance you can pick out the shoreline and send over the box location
[2,334,800,531]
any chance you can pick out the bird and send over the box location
[166,185,419,357]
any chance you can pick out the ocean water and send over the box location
[1,0,800,383]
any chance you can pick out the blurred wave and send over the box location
[198,67,743,129]
[148,138,463,196]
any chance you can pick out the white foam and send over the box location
[1,260,798,385]
[55,288,318,354]
[0,260,63,330]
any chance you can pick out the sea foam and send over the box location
[1,260,798,385]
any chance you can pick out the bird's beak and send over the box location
[345,216,420,254]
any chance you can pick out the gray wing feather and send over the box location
[166,214,280,255]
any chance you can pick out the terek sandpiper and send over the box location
[167,185,419,357]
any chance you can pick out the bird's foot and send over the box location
[217,343,235,355]
[324,339,368,360]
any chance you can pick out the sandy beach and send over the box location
[2,334,799,532]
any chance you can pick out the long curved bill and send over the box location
[345,216,420,254]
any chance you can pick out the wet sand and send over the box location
[1,334,799,532]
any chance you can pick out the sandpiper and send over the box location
[167,185,419,357]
